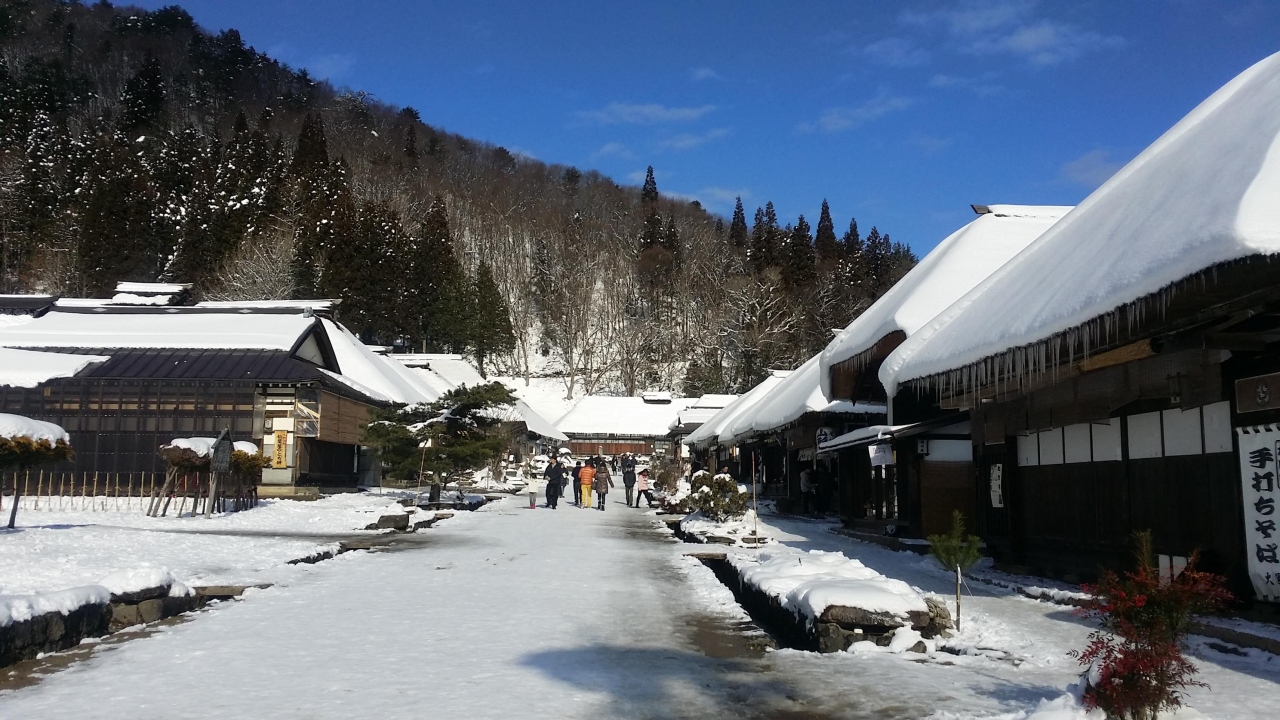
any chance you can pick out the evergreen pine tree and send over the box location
[783,214,816,291]
[661,215,680,260]
[814,199,839,271]
[117,52,165,130]
[471,260,515,377]
[728,196,748,251]
[640,165,658,204]
[748,202,781,273]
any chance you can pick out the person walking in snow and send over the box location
[593,461,615,510]
[634,469,655,508]
[799,466,816,515]
[578,460,597,509]
[622,460,637,507]
[571,460,584,506]
[543,458,565,509]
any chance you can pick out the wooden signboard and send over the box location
[1236,371,1280,414]
[272,430,290,468]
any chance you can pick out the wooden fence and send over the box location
[0,470,256,516]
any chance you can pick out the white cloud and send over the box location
[656,128,730,151]
[860,37,931,67]
[901,0,1122,66]
[590,142,632,160]
[908,133,954,154]
[1060,148,1126,188]
[575,102,716,125]
[928,71,1004,95]
[798,92,914,133]
[691,66,723,81]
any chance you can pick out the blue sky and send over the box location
[131,0,1280,255]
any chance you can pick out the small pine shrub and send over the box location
[685,471,749,522]
[927,510,983,572]
[1072,531,1232,720]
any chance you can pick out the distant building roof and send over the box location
[555,395,696,439]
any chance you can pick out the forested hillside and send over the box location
[0,0,916,395]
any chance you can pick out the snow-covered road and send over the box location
[2,497,1276,719]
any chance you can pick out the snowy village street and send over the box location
[2,491,1277,720]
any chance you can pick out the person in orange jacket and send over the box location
[578,459,597,509]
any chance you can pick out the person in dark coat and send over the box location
[593,462,615,511]
[622,460,637,507]
[571,461,584,506]
[543,458,565,509]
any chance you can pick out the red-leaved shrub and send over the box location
[1072,532,1232,720]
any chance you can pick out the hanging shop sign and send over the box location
[869,443,893,467]
[1235,425,1280,603]
[815,427,836,447]
[1236,372,1280,414]
[989,463,1004,508]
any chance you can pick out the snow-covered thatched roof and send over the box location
[819,205,1070,399]
[0,310,317,351]
[683,371,791,450]
[730,354,885,441]
[555,395,696,439]
[320,320,440,406]
[885,51,1280,395]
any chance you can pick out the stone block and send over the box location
[110,603,142,630]
[819,605,906,632]
[138,599,164,623]
[111,584,170,606]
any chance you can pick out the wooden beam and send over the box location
[1078,339,1155,374]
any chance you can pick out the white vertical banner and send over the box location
[1235,426,1280,603]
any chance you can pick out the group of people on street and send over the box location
[541,453,655,510]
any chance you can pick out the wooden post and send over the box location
[5,471,21,529]
[33,471,41,511]
[205,470,220,519]
[158,467,178,517]
[955,564,962,634]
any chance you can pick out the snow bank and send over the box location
[98,567,178,596]
[0,347,108,388]
[109,292,173,306]
[886,51,1280,391]
[730,548,927,623]
[0,586,111,627]
[0,413,69,443]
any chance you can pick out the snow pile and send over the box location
[165,437,259,456]
[0,413,69,443]
[886,51,1280,391]
[679,508,772,546]
[731,548,927,624]
[0,586,112,627]
[0,347,109,388]
[109,292,174,306]
[819,204,1070,398]
[97,566,191,597]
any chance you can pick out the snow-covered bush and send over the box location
[685,471,749,522]
[1072,531,1232,720]
[927,510,982,572]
